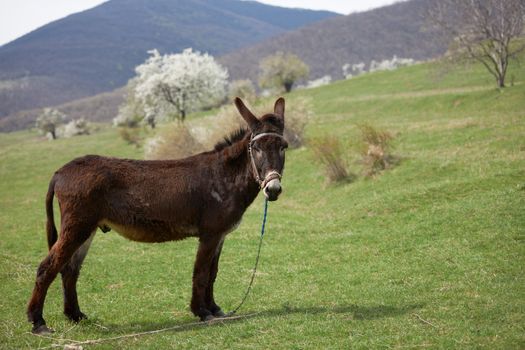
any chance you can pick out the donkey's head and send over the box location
[235,97,288,201]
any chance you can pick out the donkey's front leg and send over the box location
[191,236,222,321]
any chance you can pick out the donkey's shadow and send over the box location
[264,303,423,320]
[93,302,423,335]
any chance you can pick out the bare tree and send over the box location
[428,0,525,88]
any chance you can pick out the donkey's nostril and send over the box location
[264,179,282,201]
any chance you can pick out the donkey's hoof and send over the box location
[66,311,87,323]
[32,324,54,335]
[203,314,215,322]
[213,310,226,318]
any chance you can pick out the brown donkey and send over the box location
[27,97,287,334]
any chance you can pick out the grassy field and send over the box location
[1,60,524,349]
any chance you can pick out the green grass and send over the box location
[1,60,524,349]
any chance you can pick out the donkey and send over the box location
[27,97,288,334]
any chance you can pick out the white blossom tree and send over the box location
[114,78,146,128]
[61,118,90,138]
[133,48,228,123]
[369,56,415,72]
[35,108,65,140]
[342,62,365,79]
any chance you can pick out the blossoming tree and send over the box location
[35,108,65,140]
[133,48,228,123]
[259,51,309,93]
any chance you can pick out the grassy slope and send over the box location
[0,60,524,349]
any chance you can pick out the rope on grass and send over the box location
[225,198,269,316]
[34,313,260,349]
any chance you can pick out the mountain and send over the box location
[0,0,450,133]
[0,0,337,122]
[219,0,446,82]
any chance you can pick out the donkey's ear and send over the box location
[274,97,285,122]
[234,97,260,131]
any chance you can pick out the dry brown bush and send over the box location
[201,104,246,150]
[281,97,311,148]
[250,97,311,148]
[202,97,312,150]
[309,135,353,183]
[143,97,313,161]
[228,79,257,103]
[118,127,142,147]
[145,123,204,160]
[358,124,395,177]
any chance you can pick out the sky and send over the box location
[0,0,400,46]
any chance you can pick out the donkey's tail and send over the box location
[46,175,58,250]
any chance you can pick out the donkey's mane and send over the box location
[214,127,249,151]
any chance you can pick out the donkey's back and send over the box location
[52,154,219,243]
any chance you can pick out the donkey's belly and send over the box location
[98,219,198,243]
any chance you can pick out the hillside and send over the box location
[0,0,444,131]
[220,0,445,82]
[0,0,450,133]
[0,88,126,132]
[1,54,524,348]
[0,0,336,120]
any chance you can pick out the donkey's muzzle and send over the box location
[263,179,282,201]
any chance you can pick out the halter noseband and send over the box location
[248,132,284,189]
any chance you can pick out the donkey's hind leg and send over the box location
[61,231,96,322]
[27,225,94,334]
[206,239,225,317]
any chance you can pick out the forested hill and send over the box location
[220,0,446,82]
[0,0,337,119]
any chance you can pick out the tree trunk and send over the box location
[284,82,293,93]
[497,57,508,88]
[497,75,505,88]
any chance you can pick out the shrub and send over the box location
[118,127,142,147]
[144,123,204,160]
[342,62,365,79]
[282,97,311,149]
[369,56,415,73]
[228,79,256,103]
[343,57,415,79]
[358,124,395,176]
[199,104,245,150]
[60,118,90,138]
[309,135,353,183]
[259,52,309,93]
[113,79,144,128]
[200,97,312,150]
[299,75,332,89]
[144,97,313,160]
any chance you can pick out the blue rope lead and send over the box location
[226,198,269,317]
[260,197,269,237]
